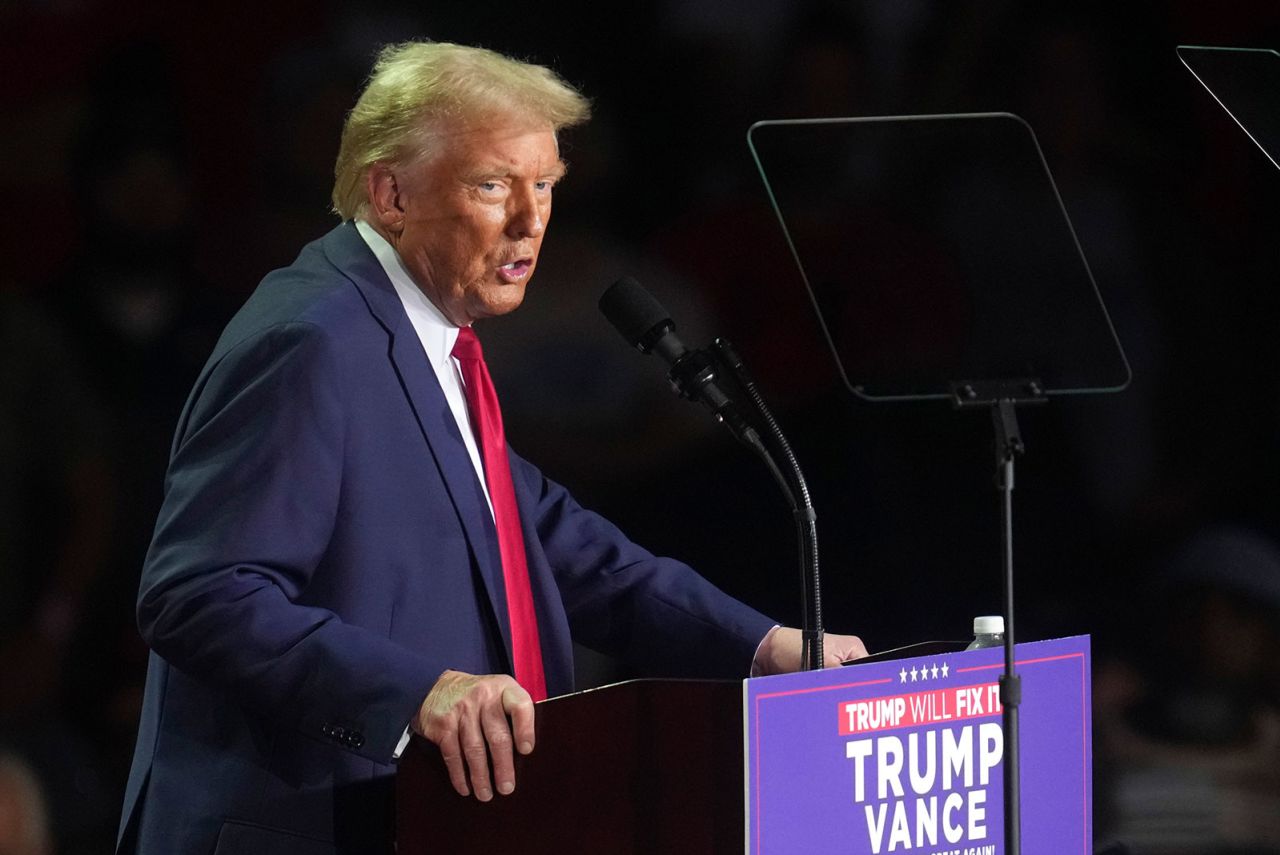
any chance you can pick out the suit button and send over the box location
[351,734,365,749]
[321,724,335,737]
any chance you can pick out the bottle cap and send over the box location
[973,615,1005,635]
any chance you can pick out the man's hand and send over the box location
[754,627,869,675]
[412,670,535,801]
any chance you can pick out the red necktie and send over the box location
[451,327,547,701]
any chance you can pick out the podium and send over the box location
[397,636,1091,853]
[396,679,747,854]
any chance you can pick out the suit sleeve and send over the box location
[137,321,438,763]
[510,454,777,678]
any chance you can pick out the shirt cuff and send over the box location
[749,625,782,677]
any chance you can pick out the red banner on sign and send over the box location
[838,683,1001,735]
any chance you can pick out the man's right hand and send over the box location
[412,670,535,801]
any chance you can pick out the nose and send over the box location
[506,183,546,240]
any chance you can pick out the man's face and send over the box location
[385,118,565,327]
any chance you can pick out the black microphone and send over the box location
[599,277,755,442]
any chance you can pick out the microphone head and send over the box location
[599,277,674,353]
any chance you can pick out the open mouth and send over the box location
[497,259,533,283]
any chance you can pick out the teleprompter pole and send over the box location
[994,398,1023,855]
[951,379,1045,855]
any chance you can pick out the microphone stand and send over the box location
[708,340,824,671]
[597,277,824,671]
[950,378,1046,855]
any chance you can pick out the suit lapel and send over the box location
[320,224,515,667]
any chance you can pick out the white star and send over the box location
[910,666,919,682]
[899,667,908,683]
[931,664,940,679]
[941,663,949,678]
[918,665,928,682]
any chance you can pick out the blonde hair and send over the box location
[332,41,591,220]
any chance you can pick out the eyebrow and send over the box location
[463,160,569,183]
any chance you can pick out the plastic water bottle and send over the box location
[966,615,1005,650]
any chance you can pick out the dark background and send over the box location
[3,1,1280,851]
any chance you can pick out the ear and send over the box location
[365,163,405,235]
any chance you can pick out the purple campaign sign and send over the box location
[744,635,1090,855]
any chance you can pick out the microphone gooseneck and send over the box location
[599,277,826,670]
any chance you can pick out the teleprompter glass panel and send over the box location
[1178,46,1280,171]
[748,113,1130,401]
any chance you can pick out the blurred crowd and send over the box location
[2,1,1280,852]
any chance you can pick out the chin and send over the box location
[475,286,527,320]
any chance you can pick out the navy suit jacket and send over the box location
[117,223,775,855]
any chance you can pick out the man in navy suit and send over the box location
[117,41,865,854]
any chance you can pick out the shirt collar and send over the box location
[354,218,461,370]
